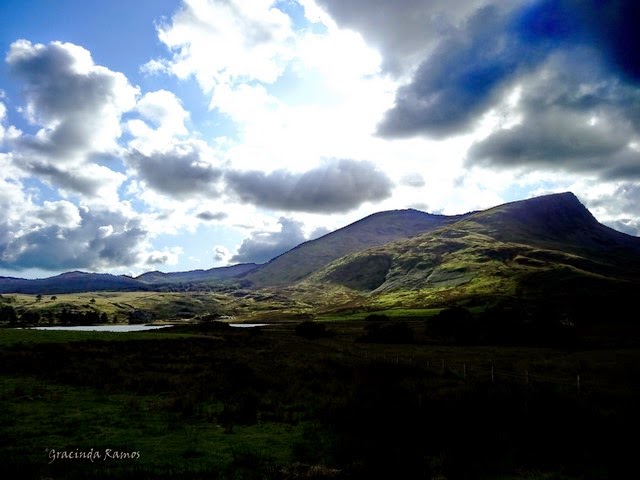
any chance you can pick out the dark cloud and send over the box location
[313,0,517,73]
[146,253,170,265]
[127,147,222,199]
[196,211,228,221]
[377,0,640,139]
[378,5,537,138]
[0,206,146,271]
[230,217,307,264]
[515,0,640,83]
[24,161,116,197]
[468,53,640,179]
[226,159,393,213]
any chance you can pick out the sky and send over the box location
[0,0,639,278]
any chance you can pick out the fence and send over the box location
[357,351,636,396]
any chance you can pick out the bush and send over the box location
[359,321,414,344]
[428,306,477,343]
[0,305,18,324]
[295,321,334,340]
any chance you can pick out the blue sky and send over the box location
[0,0,639,278]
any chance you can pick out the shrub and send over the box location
[295,321,334,340]
[359,321,414,344]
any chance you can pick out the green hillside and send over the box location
[306,192,640,312]
[244,209,465,287]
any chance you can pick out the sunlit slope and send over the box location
[308,193,640,309]
[244,209,466,287]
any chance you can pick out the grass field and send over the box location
[1,319,639,479]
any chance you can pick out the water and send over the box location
[27,325,172,332]
[21,323,270,332]
[229,323,268,328]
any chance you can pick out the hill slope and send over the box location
[244,209,466,287]
[308,192,640,310]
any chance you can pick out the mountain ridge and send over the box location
[1,192,638,299]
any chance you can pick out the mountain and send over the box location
[136,263,259,285]
[0,271,144,294]
[243,209,467,287]
[0,263,260,294]
[306,192,640,310]
[1,193,638,308]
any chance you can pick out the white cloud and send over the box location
[149,0,295,93]
[7,40,138,161]
[146,246,183,266]
[126,90,190,154]
[33,200,82,228]
[6,40,138,202]
[231,216,307,264]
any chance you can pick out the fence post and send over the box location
[577,374,580,396]
[463,363,466,381]
[525,369,529,386]
[441,359,445,374]
[491,363,495,384]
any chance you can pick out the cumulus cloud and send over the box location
[0,205,147,271]
[147,0,295,92]
[377,0,640,139]
[126,89,189,153]
[231,217,307,264]
[378,5,530,138]
[27,162,127,200]
[468,52,640,180]
[5,40,137,198]
[7,40,137,158]
[126,143,223,199]
[33,200,82,228]
[400,173,426,188]
[309,0,518,74]
[582,183,640,236]
[226,159,393,213]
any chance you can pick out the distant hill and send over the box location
[243,209,467,287]
[2,193,639,308]
[136,263,259,285]
[308,192,640,310]
[0,271,143,294]
[0,264,259,294]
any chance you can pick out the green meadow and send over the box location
[1,317,639,479]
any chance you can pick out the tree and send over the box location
[295,321,334,339]
[20,310,41,325]
[0,305,18,324]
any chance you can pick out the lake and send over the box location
[27,325,172,332]
[23,323,269,332]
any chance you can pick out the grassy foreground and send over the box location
[1,320,639,479]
